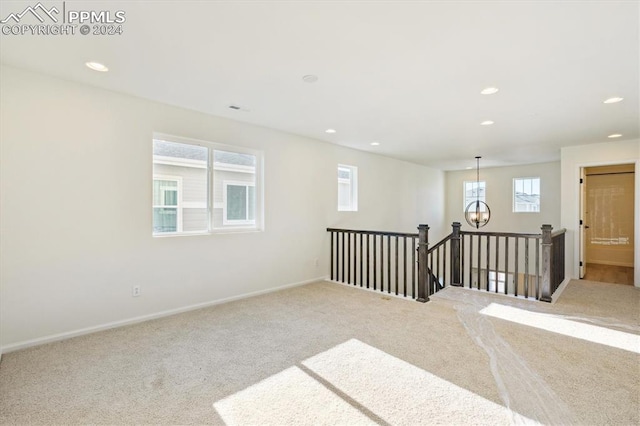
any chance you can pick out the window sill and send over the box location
[153,228,263,238]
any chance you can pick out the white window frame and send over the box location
[222,180,256,226]
[338,164,358,212]
[463,180,486,212]
[153,133,264,236]
[513,177,540,213]
[153,175,183,233]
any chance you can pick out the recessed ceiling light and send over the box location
[302,75,318,83]
[325,129,336,134]
[85,61,108,72]
[480,120,495,126]
[466,166,473,170]
[481,87,499,95]
[370,142,380,146]
[603,97,623,104]
[608,133,623,138]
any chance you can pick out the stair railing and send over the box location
[327,223,566,303]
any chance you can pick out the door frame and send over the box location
[579,167,586,278]
[576,159,639,286]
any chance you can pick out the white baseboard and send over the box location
[550,277,572,303]
[1,276,327,354]
[324,279,417,302]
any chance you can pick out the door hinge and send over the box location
[580,261,583,267]
[580,219,583,225]
[580,178,583,184]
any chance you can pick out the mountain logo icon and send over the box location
[1,2,59,24]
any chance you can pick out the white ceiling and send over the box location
[1,1,638,170]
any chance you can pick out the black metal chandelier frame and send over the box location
[464,156,491,229]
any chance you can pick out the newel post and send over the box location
[540,224,553,302]
[450,222,462,286]
[417,224,430,303]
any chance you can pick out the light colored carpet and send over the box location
[0,279,638,425]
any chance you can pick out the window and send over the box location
[153,177,181,233]
[223,182,256,225]
[513,177,540,212]
[463,181,486,212]
[152,136,262,236]
[338,164,358,211]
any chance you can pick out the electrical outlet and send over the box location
[132,285,141,297]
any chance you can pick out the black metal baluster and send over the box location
[443,242,447,288]
[403,237,407,297]
[394,236,399,296]
[387,235,391,294]
[359,233,363,287]
[485,236,490,292]
[381,236,385,292]
[477,234,482,290]
[330,231,334,281]
[495,236,500,293]
[468,234,473,288]
[514,237,519,297]
[429,251,434,294]
[535,237,540,300]
[341,231,345,283]
[461,234,465,288]
[373,235,378,291]
[347,232,351,284]
[412,237,416,298]
[505,236,510,295]
[525,237,530,298]
[366,234,370,289]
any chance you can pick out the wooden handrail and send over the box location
[427,233,452,253]
[326,228,418,238]
[460,230,541,238]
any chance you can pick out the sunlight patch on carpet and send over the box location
[213,366,375,425]
[480,303,640,354]
[302,339,537,425]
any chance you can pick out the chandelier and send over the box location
[464,156,491,228]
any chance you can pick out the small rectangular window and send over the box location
[153,135,262,236]
[513,177,540,212]
[338,164,358,211]
[463,181,486,212]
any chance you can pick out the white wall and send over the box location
[445,162,562,234]
[0,66,445,351]
[561,139,640,286]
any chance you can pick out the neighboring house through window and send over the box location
[153,177,182,233]
[152,136,262,235]
[463,181,486,212]
[513,177,540,212]
[223,182,256,225]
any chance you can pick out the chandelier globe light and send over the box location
[464,156,491,229]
